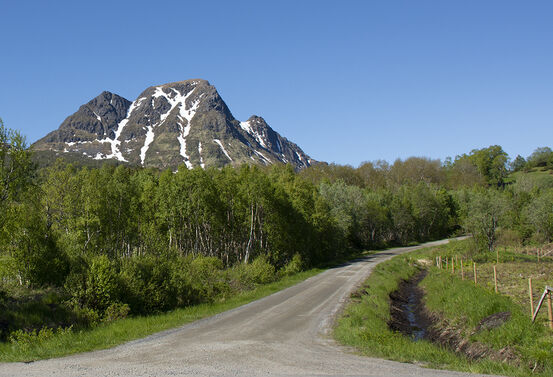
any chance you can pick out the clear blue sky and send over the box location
[1,0,552,166]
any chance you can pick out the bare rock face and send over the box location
[40,91,131,143]
[33,79,314,170]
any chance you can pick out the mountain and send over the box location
[33,79,313,170]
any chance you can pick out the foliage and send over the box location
[279,253,303,277]
[0,118,34,214]
[510,155,526,172]
[244,255,276,284]
[525,189,553,242]
[335,242,553,377]
[527,147,553,169]
[319,180,367,246]
[9,326,73,352]
[179,255,228,303]
[0,268,322,362]
[103,303,130,322]
[119,255,178,313]
[2,117,553,358]
[446,145,509,187]
[459,189,507,251]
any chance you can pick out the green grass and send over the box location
[334,240,553,377]
[508,168,553,188]
[421,270,552,373]
[0,268,322,362]
[425,241,553,325]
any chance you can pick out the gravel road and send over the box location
[1,239,503,377]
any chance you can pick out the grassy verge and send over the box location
[334,240,553,377]
[0,268,322,362]
[426,240,553,326]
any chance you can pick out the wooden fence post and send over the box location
[547,292,553,330]
[529,278,534,318]
[532,286,553,323]
[493,265,498,293]
[452,257,455,274]
[474,262,477,285]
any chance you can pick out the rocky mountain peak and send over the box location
[33,80,314,170]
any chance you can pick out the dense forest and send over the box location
[1,118,552,339]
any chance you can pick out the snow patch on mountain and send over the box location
[239,121,252,133]
[140,125,155,165]
[253,149,271,165]
[240,120,267,149]
[104,97,146,162]
[214,139,232,161]
[149,85,202,168]
[176,116,192,169]
[93,111,102,123]
[198,141,205,169]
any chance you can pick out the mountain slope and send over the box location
[33,80,313,170]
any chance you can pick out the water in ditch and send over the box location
[404,290,425,341]
[389,270,428,341]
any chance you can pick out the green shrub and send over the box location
[8,326,72,352]
[72,305,100,327]
[85,255,121,313]
[103,303,130,322]
[65,255,121,315]
[246,255,276,284]
[227,263,255,291]
[193,256,228,297]
[119,255,177,314]
[279,253,303,277]
[170,257,202,306]
[228,255,277,289]
[185,256,229,301]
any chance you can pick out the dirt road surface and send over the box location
[1,239,503,377]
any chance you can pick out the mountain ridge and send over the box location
[33,79,314,170]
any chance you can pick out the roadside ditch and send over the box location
[388,268,520,365]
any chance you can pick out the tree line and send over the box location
[1,119,552,332]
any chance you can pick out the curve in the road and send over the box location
[0,239,503,377]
